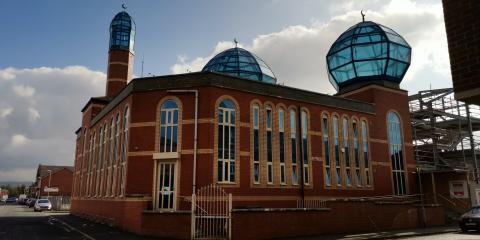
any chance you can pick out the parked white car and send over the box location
[34,199,52,212]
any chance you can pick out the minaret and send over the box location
[106,8,135,97]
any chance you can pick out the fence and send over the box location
[47,196,71,211]
[191,184,232,239]
[297,199,328,208]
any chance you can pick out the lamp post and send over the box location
[47,170,52,198]
[37,177,41,199]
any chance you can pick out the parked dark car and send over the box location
[459,206,480,232]
[5,197,18,204]
[27,198,36,208]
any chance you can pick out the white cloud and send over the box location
[10,134,29,147]
[0,107,13,118]
[171,0,451,94]
[28,107,40,122]
[0,67,16,81]
[0,168,36,182]
[0,66,106,181]
[13,84,35,98]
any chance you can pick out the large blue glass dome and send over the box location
[326,21,411,91]
[202,47,277,84]
[110,11,135,53]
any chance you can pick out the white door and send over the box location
[157,162,176,210]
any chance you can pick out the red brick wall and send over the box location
[71,199,148,233]
[39,168,73,197]
[90,201,444,239]
[442,0,480,104]
[231,202,443,240]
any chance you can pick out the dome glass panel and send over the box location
[202,47,277,84]
[326,21,411,91]
[109,11,135,53]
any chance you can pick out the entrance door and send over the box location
[157,162,176,210]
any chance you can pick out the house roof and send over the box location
[36,164,74,179]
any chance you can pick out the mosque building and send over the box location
[71,9,443,239]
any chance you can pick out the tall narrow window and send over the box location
[301,111,309,184]
[217,99,236,183]
[323,116,331,186]
[252,104,260,184]
[290,110,298,185]
[106,117,115,196]
[101,123,108,196]
[111,114,120,196]
[353,120,361,186]
[160,100,179,152]
[96,126,103,196]
[343,118,351,186]
[278,109,286,185]
[90,132,96,196]
[119,107,129,196]
[362,120,371,186]
[333,117,341,186]
[266,106,273,184]
[87,133,93,196]
[388,112,406,195]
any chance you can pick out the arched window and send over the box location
[361,120,371,186]
[342,118,352,186]
[278,108,286,185]
[160,100,179,152]
[322,115,331,186]
[301,110,309,184]
[266,105,273,184]
[388,112,406,195]
[96,126,103,196]
[101,123,108,196]
[106,117,115,196]
[333,116,341,186]
[353,119,361,186]
[290,110,298,185]
[218,99,236,183]
[119,107,129,196]
[111,114,120,196]
[252,104,260,184]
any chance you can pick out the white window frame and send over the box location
[217,101,236,183]
[252,104,260,184]
[278,109,286,185]
[266,106,273,184]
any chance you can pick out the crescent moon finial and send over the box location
[122,3,127,10]
[361,10,365,22]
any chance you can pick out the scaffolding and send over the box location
[409,88,480,179]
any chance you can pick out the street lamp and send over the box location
[37,177,41,199]
[47,170,52,198]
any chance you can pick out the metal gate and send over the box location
[191,184,232,239]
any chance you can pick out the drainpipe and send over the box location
[167,90,199,194]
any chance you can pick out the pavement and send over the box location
[300,226,460,240]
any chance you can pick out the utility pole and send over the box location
[47,170,52,198]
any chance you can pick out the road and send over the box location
[0,204,164,240]
[402,232,480,240]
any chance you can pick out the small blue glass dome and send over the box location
[109,11,135,53]
[326,21,411,91]
[202,47,277,84]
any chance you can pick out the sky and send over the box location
[0,0,452,182]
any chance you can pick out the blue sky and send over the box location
[1,0,341,75]
[0,0,452,181]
